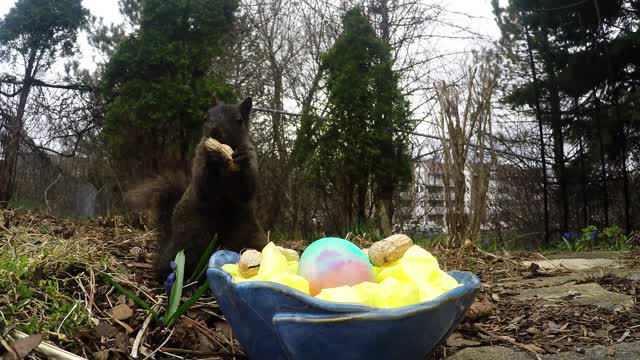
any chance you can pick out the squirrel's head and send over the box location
[202,96,253,149]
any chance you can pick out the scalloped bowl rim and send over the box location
[207,266,481,315]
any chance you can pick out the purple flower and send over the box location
[164,272,175,295]
[482,240,489,247]
[590,231,597,241]
[170,260,177,271]
[563,232,570,239]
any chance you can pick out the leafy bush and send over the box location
[559,225,628,251]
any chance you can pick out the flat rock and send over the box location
[500,274,583,289]
[446,342,640,360]
[521,258,623,271]
[446,346,530,360]
[546,342,640,359]
[542,251,624,260]
[514,283,634,311]
[499,269,640,289]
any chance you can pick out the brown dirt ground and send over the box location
[1,210,638,359]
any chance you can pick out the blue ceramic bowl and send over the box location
[206,250,480,360]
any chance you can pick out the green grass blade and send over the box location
[187,235,218,284]
[165,282,210,326]
[165,250,185,326]
[105,276,160,321]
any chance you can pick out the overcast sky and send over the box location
[0,0,505,152]
[0,0,501,73]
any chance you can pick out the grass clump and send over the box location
[0,215,100,339]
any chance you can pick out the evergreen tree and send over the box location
[297,7,413,233]
[493,0,640,232]
[101,0,239,180]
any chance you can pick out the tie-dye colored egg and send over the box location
[298,237,374,296]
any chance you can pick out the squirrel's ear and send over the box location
[211,95,219,107]
[239,97,252,119]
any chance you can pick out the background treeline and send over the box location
[1,0,639,248]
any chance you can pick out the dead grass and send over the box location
[0,209,245,359]
[0,210,103,344]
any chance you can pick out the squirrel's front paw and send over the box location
[232,146,256,167]
[206,151,229,168]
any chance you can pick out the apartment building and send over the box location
[396,159,472,234]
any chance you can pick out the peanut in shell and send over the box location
[277,246,300,261]
[238,249,262,278]
[368,234,413,267]
[204,137,240,172]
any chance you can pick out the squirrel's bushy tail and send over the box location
[125,171,189,240]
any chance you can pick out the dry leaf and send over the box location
[545,321,561,334]
[214,322,233,339]
[198,332,216,352]
[445,333,481,348]
[465,299,494,322]
[580,325,588,337]
[527,327,541,335]
[94,323,119,338]
[93,349,111,360]
[617,330,630,343]
[127,262,153,269]
[129,246,144,256]
[522,343,544,354]
[113,332,129,353]
[110,304,133,321]
[4,334,43,358]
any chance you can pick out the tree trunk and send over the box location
[264,66,288,232]
[595,97,609,227]
[0,49,38,208]
[379,0,390,45]
[549,86,569,233]
[579,136,589,228]
[355,178,368,225]
[375,181,394,237]
[524,24,550,244]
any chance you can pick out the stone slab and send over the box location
[446,342,640,360]
[521,258,623,271]
[547,341,640,359]
[514,283,634,311]
[499,274,584,289]
[499,269,640,290]
[446,346,530,360]
[542,251,626,260]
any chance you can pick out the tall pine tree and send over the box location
[297,6,413,233]
[493,0,640,233]
[101,0,239,181]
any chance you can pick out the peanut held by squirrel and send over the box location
[127,96,268,282]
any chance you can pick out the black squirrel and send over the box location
[127,96,268,282]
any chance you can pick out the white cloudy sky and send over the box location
[0,0,501,73]
[0,0,506,153]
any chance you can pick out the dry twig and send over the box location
[475,325,542,360]
[131,304,162,358]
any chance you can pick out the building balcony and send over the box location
[425,207,448,215]
[426,193,452,201]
